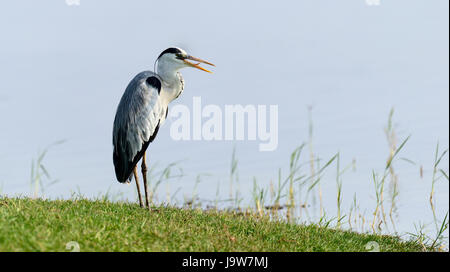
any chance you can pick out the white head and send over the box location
[156,47,215,78]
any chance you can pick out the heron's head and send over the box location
[156,47,215,74]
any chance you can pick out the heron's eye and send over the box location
[175,53,184,60]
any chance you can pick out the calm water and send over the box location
[0,1,448,243]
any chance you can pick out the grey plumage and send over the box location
[113,71,166,183]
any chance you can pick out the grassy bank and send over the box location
[0,197,426,252]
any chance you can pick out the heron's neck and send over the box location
[157,65,184,103]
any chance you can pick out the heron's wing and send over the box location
[112,72,166,183]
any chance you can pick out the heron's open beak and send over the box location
[183,55,215,73]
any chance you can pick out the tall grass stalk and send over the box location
[307,107,321,215]
[252,178,266,218]
[385,108,400,231]
[336,153,342,228]
[147,161,184,204]
[430,212,449,250]
[229,147,238,205]
[429,142,448,231]
[287,145,303,222]
[30,140,65,198]
[372,135,410,232]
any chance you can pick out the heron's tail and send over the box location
[113,149,133,183]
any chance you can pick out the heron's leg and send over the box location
[142,151,150,210]
[133,166,144,207]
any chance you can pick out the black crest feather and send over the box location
[157,47,182,60]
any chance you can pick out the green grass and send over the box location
[0,197,426,252]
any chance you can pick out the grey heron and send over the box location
[112,47,214,209]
